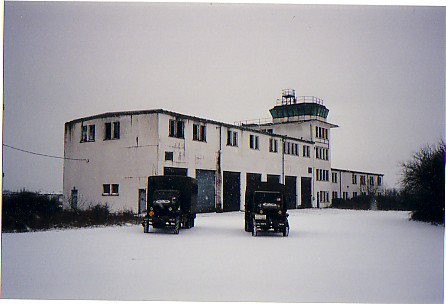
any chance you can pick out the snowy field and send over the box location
[2,209,444,303]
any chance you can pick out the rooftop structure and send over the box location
[270,89,329,123]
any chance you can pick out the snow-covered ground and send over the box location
[2,209,444,303]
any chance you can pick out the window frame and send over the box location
[227,129,238,147]
[269,138,278,153]
[165,151,174,161]
[103,183,119,196]
[249,134,259,150]
[103,184,111,195]
[352,174,357,184]
[81,125,88,142]
[104,122,120,141]
[88,125,95,141]
[168,118,185,139]
[193,123,207,142]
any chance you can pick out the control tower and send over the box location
[269,89,329,123]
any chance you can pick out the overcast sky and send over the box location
[3,2,445,192]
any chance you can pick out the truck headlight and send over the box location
[278,210,282,215]
[259,210,263,214]
[149,211,155,217]
[168,207,173,211]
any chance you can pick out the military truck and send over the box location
[244,181,289,237]
[142,175,198,234]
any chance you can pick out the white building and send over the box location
[331,168,384,201]
[63,89,383,212]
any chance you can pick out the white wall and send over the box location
[63,113,159,212]
[331,169,384,200]
[63,110,382,212]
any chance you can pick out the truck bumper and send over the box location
[144,216,178,228]
[255,219,287,231]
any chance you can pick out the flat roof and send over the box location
[332,168,384,176]
[66,109,315,144]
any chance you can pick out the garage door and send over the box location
[196,169,216,213]
[285,176,297,209]
[223,171,240,212]
[301,177,312,208]
[267,174,281,183]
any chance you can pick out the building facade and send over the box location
[63,89,383,212]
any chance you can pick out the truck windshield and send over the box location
[254,191,282,209]
[153,190,179,204]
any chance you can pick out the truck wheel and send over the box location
[246,219,252,232]
[174,218,180,234]
[283,224,289,237]
[189,217,195,228]
[251,221,257,237]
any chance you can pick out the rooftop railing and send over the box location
[234,117,272,127]
[277,96,324,106]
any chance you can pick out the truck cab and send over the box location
[143,175,197,234]
[245,182,289,237]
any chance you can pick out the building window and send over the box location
[315,146,328,160]
[113,122,120,139]
[319,191,329,203]
[103,184,111,195]
[105,123,112,140]
[284,142,299,156]
[269,138,278,153]
[332,191,338,199]
[193,124,206,142]
[343,192,349,200]
[353,192,358,198]
[352,174,357,184]
[369,176,375,186]
[360,175,366,185]
[378,176,383,186]
[316,126,328,140]
[105,122,120,140]
[112,184,119,195]
[303,145,311,157]
[250,135,259,150]
[81,124,96,142]
[227,129,238,147]
[316,169,330,181]
[165,151,174,161]
[89,125,95,141]
[81,126,88,142]
[169,119,184,139]
[332,172,338,183]
[103,184,119,196]
[266,128,273,134]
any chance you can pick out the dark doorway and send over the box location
[267,174,281,184]
[301,177,312,208]
[196,169,216,213]
[223,171,241,212]
[164,167,187,176]
[138,189,146,214]
[246,173,261,189]
[70,188,78,209]
[285,176,297,209]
